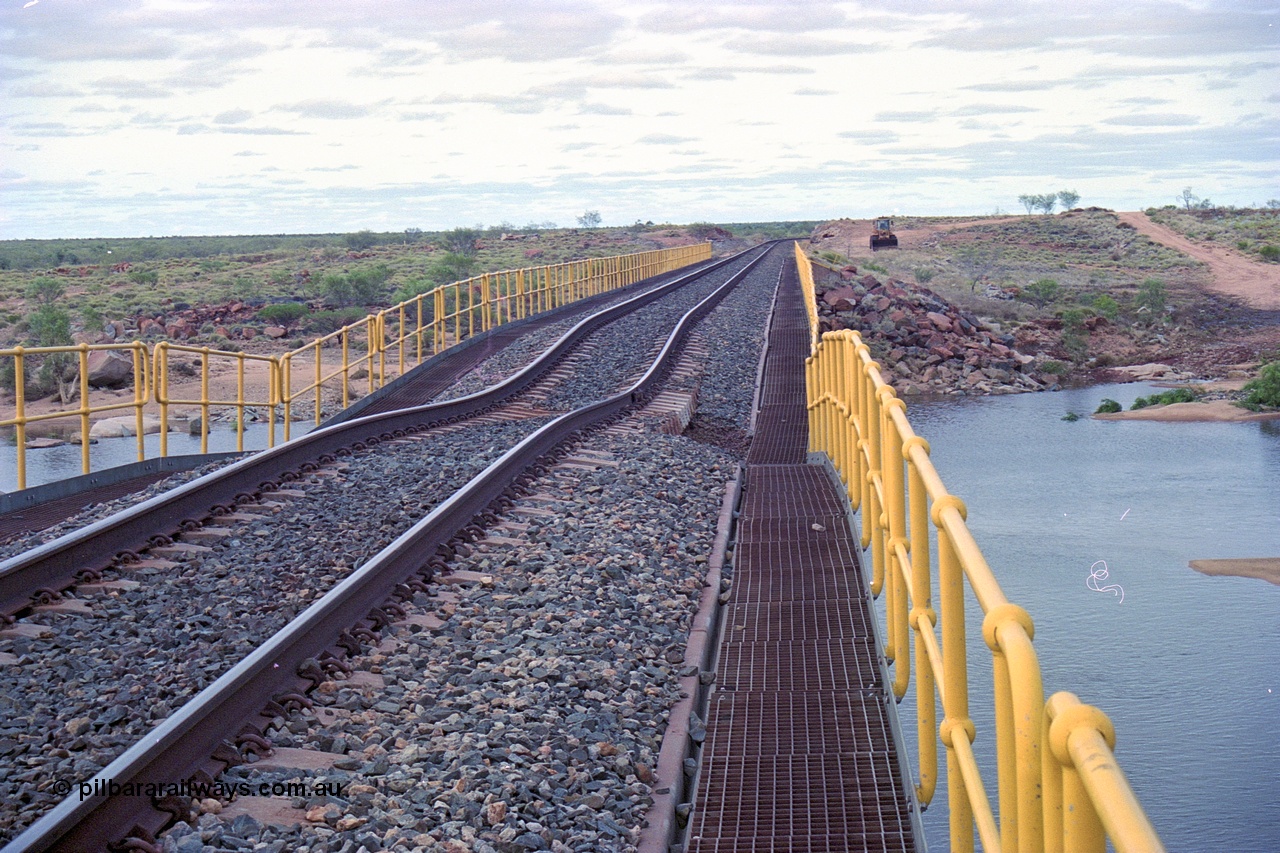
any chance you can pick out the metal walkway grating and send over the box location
[688,257,918,852]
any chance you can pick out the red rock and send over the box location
[925,311,953,331]
[139,318,163,336]
[215,326,232,338]
[823,286,856,307]
[264,326,287,338]
[874,296,892,311]
[929,346,954,359]
[241,328,257,340]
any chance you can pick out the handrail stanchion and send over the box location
[12,347,26,490]
[132,342,147,462]
[77,344,91,475]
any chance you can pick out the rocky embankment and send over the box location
[815,272,1052,396]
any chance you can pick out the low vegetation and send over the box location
[0,222,744,352]
[1131,388,1198,409]
[1239,362,1280,411]
[1145,205,1280,263]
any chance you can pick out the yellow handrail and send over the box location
[279,242,711,436]
[1,342,150,490]
[1,243,712,492]
[795,243,1163,853]
[153,342,280,455]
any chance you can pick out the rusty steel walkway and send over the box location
[686,264,920,851]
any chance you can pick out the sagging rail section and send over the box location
[0,245,771,851]
[795,243,1163,852]
[1,243,711,489]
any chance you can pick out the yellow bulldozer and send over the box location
[870,216,899,250]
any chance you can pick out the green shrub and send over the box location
[1260,245,1280,262]
[1131,388,1197,409]
[862,260,887,273]
[307,308,368,334]
[1095,398,1122,414]
[914,267,937,283]
[257,302,311,325]
[1239,361,1280,410]
[1061,412,1080,422]
[1022,278,1060,306]
[392,277,438,305]
[1135,278,1167,319]
[1086,293,1120,320]
[1040,360,1068,375]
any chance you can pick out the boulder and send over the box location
[264,326,287,339]
[89,415,167,439]
[86,350,134,388]
[822,286,858,312]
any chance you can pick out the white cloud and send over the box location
[0,0,1275,237]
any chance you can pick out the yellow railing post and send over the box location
[75,344,90,475]
[155,343,169,457]
[13,346,26,490]
[198,347,210,453]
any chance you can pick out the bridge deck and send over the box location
[686,264,919,852]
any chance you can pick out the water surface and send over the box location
[893,383,1280,852]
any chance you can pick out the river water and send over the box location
[0,424,283,494]
[892,383,1280,851]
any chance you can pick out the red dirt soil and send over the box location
[1115,211,1280,310]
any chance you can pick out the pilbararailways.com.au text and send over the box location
[62,778,347,801]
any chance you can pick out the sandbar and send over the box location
[1094,400,1280,422]
[1189,558,1280,586]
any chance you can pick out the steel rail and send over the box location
[0,248,756,622]
[3,242,776,853]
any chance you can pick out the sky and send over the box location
[1,0,1277,240]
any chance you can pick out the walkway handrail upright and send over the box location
[794,243,1164,853]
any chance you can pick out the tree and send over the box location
[1135,278,1167,322]
[343,230,377,251]
[1018,194,1036,215]
[23,286,77,403]
[1179,187,1199,210]
[428,252,478,285]
[318,263,392,307]
[1022,278,1060,307]
[392,276,437,304]
[442,227,480,256]
[576,210,602,229]
[25,276,66,306]
[954,243,1006,293]
[1058,189,1081,210]
[1035,193,1058,215]
[404,227,423,244]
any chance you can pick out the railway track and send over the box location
[0,242,784,851]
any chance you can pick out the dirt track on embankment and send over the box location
[1116,211,1280,310]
